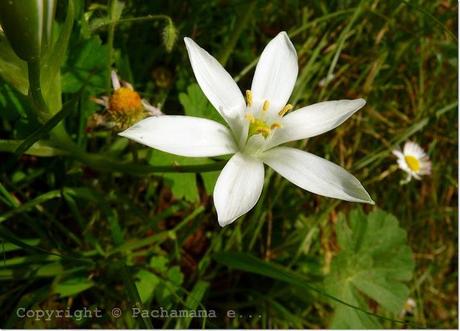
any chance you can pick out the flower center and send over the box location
[404,155,420,172]
[109,87,142,115]
[244,90,292,139]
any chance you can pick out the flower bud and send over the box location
[162,19,177,53]
[0,0,56,61]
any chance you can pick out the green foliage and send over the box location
[149,150,201,202]
[0,0,457,329]
[179,83,225,125]
[62,36,108,93]
[0,34,28,94]
[40,0,75,114]
[54,277,95,298]
[325,209,415,329]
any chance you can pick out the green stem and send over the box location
[69,150,226,175]
[106,0,116,92]
[0,139,226,174]
[92,14,172,31]
[27,60,49,121]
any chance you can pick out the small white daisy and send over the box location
[399,297,416,318]
[392,141,431,183]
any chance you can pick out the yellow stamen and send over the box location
[245,90,253,107]
[245,113,255,123]
[262,100,270,112]
[271,123,281,130]
[279,104,293,117]
[256,127,271,137]
[405,155,420,172]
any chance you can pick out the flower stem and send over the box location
[27,60,50,121]
[91,14,173,31]
[106,0,117,92]
[0,139,226,174]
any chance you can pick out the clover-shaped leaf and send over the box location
[325,209,414,329]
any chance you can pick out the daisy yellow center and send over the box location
[404,155,420,172]
[109,87,142,114]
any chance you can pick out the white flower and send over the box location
[120,32,373,226]
[392,141,431,183]
[399,297,416,317]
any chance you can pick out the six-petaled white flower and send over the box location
[392,141,431,184]
[120,31,374,226]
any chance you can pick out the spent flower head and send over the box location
[120,32,374,226]
[92,70,162,130]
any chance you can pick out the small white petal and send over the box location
[213,153,264,226]
[111,70,121,90]
[266,99,366,149]
[184,37,246,136]
[92,96,108,107]
[392,150,404,159]
[403,141,424,157]
[119,115,236,157]
[122,81,134,90]
[251,31,298,113]
[261,147,373,204]
[141,99,163,116]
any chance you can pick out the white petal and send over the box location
[92,96,108,107]
[184,37,245,126]
[111,70,121,90]
[403,141,424,156]
[266,99,366,149]
[261,147,373,204]
[119,115,236,157]
[392,150,404,159]
[213,153,264,226]
[141,99,163,116]
[251,31,298,112]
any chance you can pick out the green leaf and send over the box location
[175,280,209,329]
[179,83,224,125]
[0,34,28,94]
[167,266,184,286]
[54,277,94,298]
[149,150,200,202]
[36,262,64,277]
[11,95,78,159]
[214,252,317,292]
[0,238,40,253]
[201,171,220,195]
[61,36,108,93]
[0,190,62,223]
[41,0,75,113]
[325,209,415,329]
[150,256,169,273]
[135,269,160,303]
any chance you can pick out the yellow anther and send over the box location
[271,123,281,130]
[256,127,271,138]
[245,113,255,123]
[245,90,253,107]
[262,100,270,112]
[279,104,293,117]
